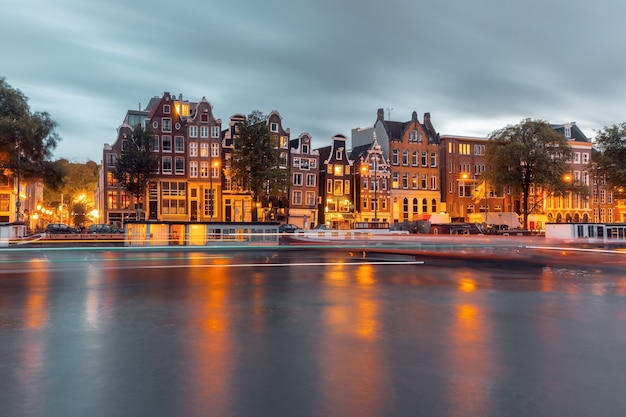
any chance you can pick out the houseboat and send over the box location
[125,221,280,247]
[545,222,626,245]
[289,221,409,243]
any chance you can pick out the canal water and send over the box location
[1,248,625,417]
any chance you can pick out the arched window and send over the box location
[412,198,418,214]
[422,198,428,213]
[431,199,437,213]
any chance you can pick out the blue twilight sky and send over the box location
[2,0,626,163]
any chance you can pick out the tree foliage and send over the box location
[589,123,626,190]
[0,77,63,189]
[114,125,158,204]
[485,119,575,229]
[230,110,288,204]
[45,159,99,226]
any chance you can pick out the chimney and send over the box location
[412,111,418,122]
[424,112,431,123]
[377,108,385,121]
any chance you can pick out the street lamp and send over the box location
[15,137,21,222]
[372,155,379,222]
[483,174,488,225]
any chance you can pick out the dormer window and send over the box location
[270,123,278,132]
[564,124,572,139]
[201,111,209,123]
[302,144,309,154]
[163,104,170,114]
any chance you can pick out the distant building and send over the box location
[316,134,354,229]
[98,92,223,225]
[350,132,391,223]
[352,109,441,224]
[288,133,320,228]
[438,134,510,222]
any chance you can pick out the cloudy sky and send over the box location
[2,0,625,162]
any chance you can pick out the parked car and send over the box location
[312,224,330,230]
[88,224,123,234]
[46,223,80,234]
[278,224,300,233]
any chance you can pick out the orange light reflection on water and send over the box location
[23,262,49,330]
[444,278,495,417]
[184,256,234,416]
[319,262,385,415]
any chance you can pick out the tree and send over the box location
[230,110,288,221]
[0,77,63,189]
[45,159,99,227]
[485,119,575,229]
[589,123,626,192]
[114,125,158,217]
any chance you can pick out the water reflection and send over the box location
[1,249,626,417]
[185,259,234,417]
[320,261,385,417]
[444,281,496,417]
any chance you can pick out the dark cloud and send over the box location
[2,0,626,161]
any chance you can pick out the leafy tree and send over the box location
[45,159,99,227]
[589,123,626,192]
[230,110,288,221]
[114,125,158,216]
[0,77,63,189]
[485,119,575,229]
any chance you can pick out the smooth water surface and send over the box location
[1,248,625,417]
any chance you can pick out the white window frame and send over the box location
[162,118,172,133]
[292,190,302,205]
[162,156,172,174]
[211,143,220,157]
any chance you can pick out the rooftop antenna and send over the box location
[386,107,393,120]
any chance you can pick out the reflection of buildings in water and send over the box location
[24,267,50,330]
[14,267,50,416]
[318,262,386,416]
[444,300,494,417]
[185,260,234,416]
[84,266,116,330]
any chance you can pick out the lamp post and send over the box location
[15,137,21,222]
[373,155,378,222]
[483,174,488,225]
[359,164,367,222]
[563,173,572,222]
